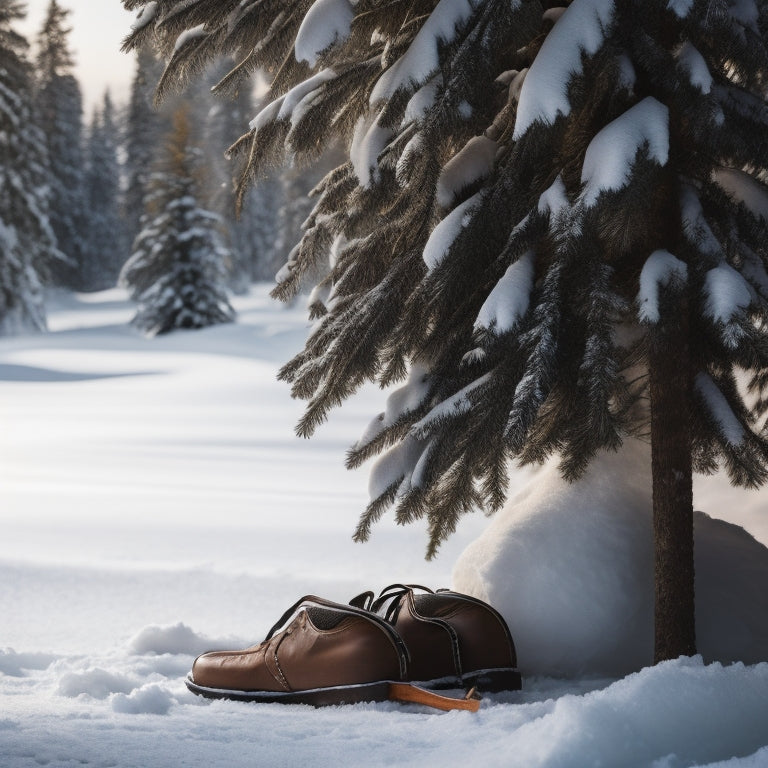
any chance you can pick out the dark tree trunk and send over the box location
[649,293,696,663]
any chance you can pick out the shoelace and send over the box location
[350,583,436,622]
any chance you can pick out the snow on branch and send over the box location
[675,42,712,94]
[130,1,158,32]
[475,250,535,334]
[422,191,485,271]
[580,97,669,207]
[680,185,722,257]
[355,364,432,449]
[538,174,570,219]
[410,373,492,440]
[350,111,394,188]
[173,24,206,52]
[741,249,768,300]
[403,76,443,125]
[249,69,337,133]
[636,250,688,324]
[513,0,615,138]
[436,135,497,208]
[703,263,753,326]
[294,0,354,67]
[368,436,428,501]
[370,0,482,103]
[695,372,745,446]
[667,0,693,19]
[712,167,768,224]
[729,0,759,31]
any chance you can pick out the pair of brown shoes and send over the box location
[186,584,522,711]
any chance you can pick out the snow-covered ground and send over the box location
[1,285,766,767]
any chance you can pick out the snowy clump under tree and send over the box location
[124,0,768,666]
[81,91,124,291]
[0,0,59,335]
[120,106,235,337]
[35,0,85,290]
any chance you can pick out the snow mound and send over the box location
[128,622,245,657]
[58,668,136,699]
[111,683,174,715]
[0,649,57,677]
[453,438,768,676]
[498,657,768,768]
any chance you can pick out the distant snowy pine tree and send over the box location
[81,92,124,291]
[125,0,768,661]
[124,46,171,249]
[203,60,262,293]
[36,0,86,289]
[0,0,59,334]
[120,106,235,336]
[246,170,286,283]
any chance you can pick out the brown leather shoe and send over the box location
[351,584,522,693]
[186,595,408,706]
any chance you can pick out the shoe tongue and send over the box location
[412,593,448,615]
[305,606,347,630]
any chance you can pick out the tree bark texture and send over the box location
[649,294,696,663]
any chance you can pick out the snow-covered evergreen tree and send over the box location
[203,60,261,292]
[36,0,85,289]
[81,91,124,291]
[0,0,59,334]
[125,0,768,661]
[119,105,235,336]
[245,171,286,283]
[123,46,170,249]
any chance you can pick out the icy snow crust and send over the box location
[1,287,767,767]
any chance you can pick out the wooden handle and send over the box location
[388,683,481,712]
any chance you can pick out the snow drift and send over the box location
[453,437,768,677]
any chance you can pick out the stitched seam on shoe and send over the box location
[440,593,517,666]
[271,635,292,692]
[408,593,463,678]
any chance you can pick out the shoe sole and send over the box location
[186,667,521,707]
[420,667,523,693]
[185,676,391,707]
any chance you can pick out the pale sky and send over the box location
[19,0,138,112]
